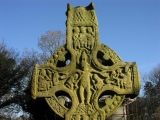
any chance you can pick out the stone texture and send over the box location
[31,2,141,120]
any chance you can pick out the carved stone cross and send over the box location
[31,3,141,120]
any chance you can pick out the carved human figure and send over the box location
[47,57,56,69]
[86,35,94,49]
[66,73,79,90]
[53,72,59,85]
[86,27,94,49]
[116,69,125,88]
[38,69,51,91]
[110,70,119,86]
[116,67,132,89]
[73,27,80,50]
[79,51,92,104]
[124,66,132,89]
[79,26,87,48]
[86,36,91,49]
[92,74,104,90]
[99,71,110,85]
[57,48,66,62]
[87,27,94,37]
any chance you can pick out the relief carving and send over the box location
[31,2,141,120]
[38,69,52,91]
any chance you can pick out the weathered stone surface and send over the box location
[31,2,141,120]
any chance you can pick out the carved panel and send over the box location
[31,2,141,120]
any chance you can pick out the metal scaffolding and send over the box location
[108,98,138,120]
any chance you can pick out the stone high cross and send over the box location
[31,3,141,120]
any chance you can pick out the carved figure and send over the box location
[73,27,80,50]
[86,27,94,49]
[53,71,59,85]
[79,51,92,104]
[57,48,66,62]
[31,3,141,120]
[92,74,104,90]
[79,26,87,48]
[38,69,51,91]
[87,27,94,36]
[66,73,79,90]
[116,69,125,88]
[110,70,119,86]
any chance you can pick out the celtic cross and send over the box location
[31,3,141,120]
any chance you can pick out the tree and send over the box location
[138,64,160,119]
[20,31,66,119]
[0,42,19,98]
[0,41,24,117]
[0,30,66,119]
[136,97,148,120]
[38,30,65,63]
[0,42,39,118]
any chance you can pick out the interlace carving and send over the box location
[31,3,141,120]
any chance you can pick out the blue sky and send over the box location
[0,0,160,75]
